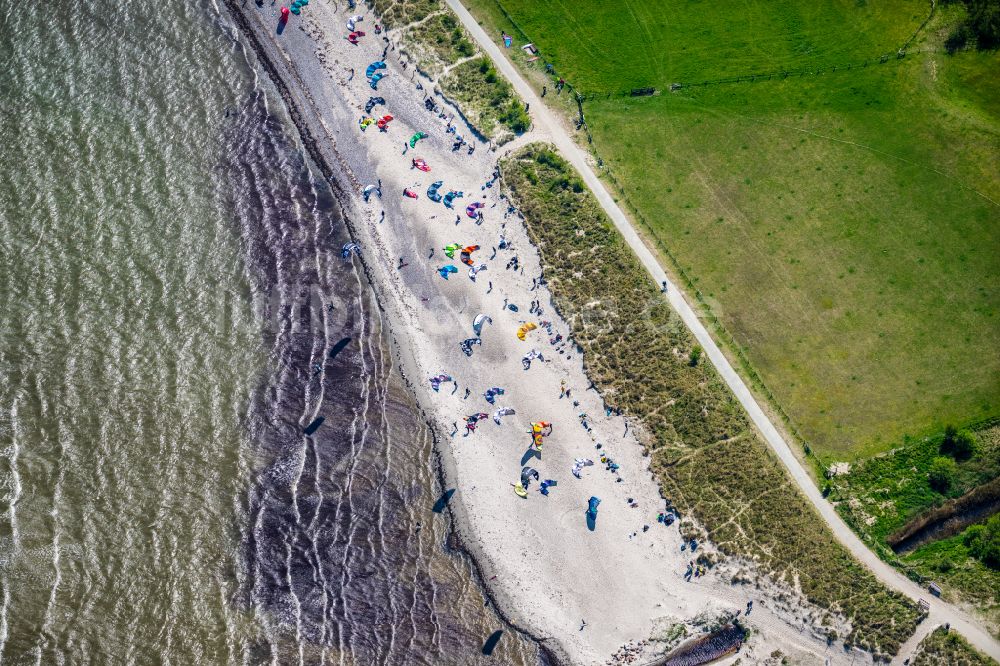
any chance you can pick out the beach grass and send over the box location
[912,626,999,666]
[500,143,923,659]
[439,58,529,141]
[464,0,1000,463]
[382,1,528,139]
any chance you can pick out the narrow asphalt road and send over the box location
[443,0,1000,659]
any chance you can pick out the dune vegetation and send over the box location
[500,144,923,659]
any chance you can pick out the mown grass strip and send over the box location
[500,143,923,659]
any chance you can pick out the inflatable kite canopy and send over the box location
[409,131,428,148]
[427,180,444,202]
[365,61,386,79]
[465,201,484,218]
[516,322,537,341]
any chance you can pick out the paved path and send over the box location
[444,0,1000,659]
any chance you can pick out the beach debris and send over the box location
[442,190,464,208]
[572,458,594,478]
[341,241,361,259]
[437,264,458,279]
[428,374,452,391]
[427,180,444,202]
[473,314,493,337]
[412,157,431,172]
[492,406,515,424]
[409,131,428,148]
[459,337,481,356]
[459,245,479,266]
[483,386,504,403]
[465,201,484,218]
[516,322,538,341]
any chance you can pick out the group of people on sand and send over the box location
[339,0,695,558]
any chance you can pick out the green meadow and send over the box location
[467,0,1000,459]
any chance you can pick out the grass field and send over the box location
[465,0,1000,460]
[501,145,922,658]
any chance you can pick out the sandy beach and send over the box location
[225,2,871,663]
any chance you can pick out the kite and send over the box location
[429,374,452,391]
[346,14,363,31]
[411,157,431,172]
[409,131,428,148]
[472,314,493,336]
[493,406,515,424]
[376,114,393,130]
[427,180,444,202]
[369,71,385,89]
[442,190,464,208]
[365,61,386,79]
[358,116,374,131]
[459,337,482,356]
[468,264,487,281]
[443,243,462,259]
[516,322,538,341]
[459,244,479,266]
[483,387,505,404]
[465,202,484,218]
[364,96,385,114]
[341,242,361,259]
[437,264,458,279]
[403,188,418,199]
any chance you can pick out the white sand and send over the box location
[230,2,864,663]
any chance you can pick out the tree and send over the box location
[968,0,1000,48]
[928,456,956,493]
[964,515,1000,569]
[941,426,977,460]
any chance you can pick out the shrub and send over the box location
[928,457,957,493]
[940,428,977,460]
[689,345,703,367]
[963,515,1000,569]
